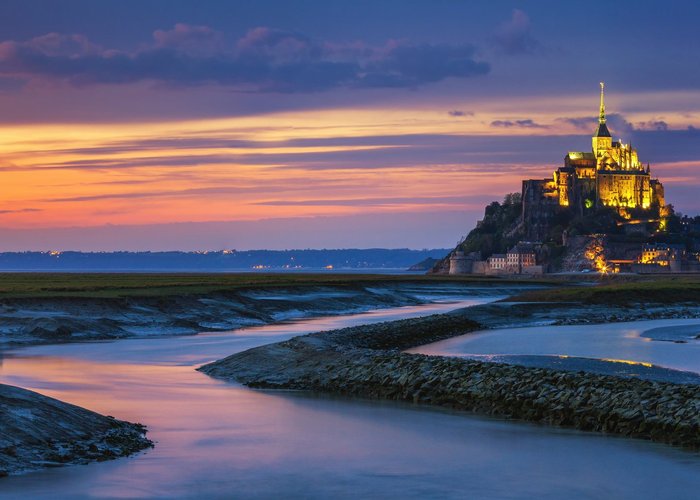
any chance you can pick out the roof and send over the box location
[508,245,536,254]
[567,151,596,160]
[594,121,611,138]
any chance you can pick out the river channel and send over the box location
[1,291,698,499]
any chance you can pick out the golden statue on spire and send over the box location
[599,81,606,124]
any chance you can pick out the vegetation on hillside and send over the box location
[506,276,700,305]
[0,273,537,299]
[457,193,524,258]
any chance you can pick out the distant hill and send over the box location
[0,249,450,272]
[407,257,440,271]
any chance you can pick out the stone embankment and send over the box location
[0,384,153,476]
[201,309,700,450]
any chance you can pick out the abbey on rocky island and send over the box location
[522,83,665,241]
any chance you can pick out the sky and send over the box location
[1,0,700,251]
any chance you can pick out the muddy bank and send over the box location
[201,304,700,450]
[0,282,517,347]
[0,384,152,476]
[464,300,700,329]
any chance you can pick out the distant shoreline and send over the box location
[0,249,452,273]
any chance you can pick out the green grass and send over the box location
[507,276,700,305]
[0,272,544,299]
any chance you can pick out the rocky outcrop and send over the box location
[201,307,700,450]
[0,384,153,476]
[407,257,440,271]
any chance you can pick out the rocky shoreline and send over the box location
[201,303,700,450]
[0,384,153,476]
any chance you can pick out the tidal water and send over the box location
[410,319,700,382]
[1,294,699,499]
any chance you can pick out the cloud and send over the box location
[46,177,354,203]
[447,110,473,117]
[0,208,42,214]
[358,42,489,88]
[254,195,468,207]
[558,113,634,135]
[152,23,224,55]
[492,9,541,55]
[0,25,489,92]
[7,132,602,177]
[558,116,598,130]
[490,119,547,128]
[635,119,669,131]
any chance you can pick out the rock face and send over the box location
[0,384,153,476]
[201,309,700,450]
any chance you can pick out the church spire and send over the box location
[593,81,611,139]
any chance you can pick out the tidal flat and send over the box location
[0,273,538,346]
[1,273,700,493]
[2,295,699,499]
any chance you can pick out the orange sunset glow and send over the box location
[2,2,700,499]
[1,2,700,250]
[2,97,699,245]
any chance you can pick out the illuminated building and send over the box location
[483,244,538,274]
[522,83,665,240]
[638,243,683,268]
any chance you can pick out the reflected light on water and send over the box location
[1,299,699,499]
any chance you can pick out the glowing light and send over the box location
[601,358,653,368]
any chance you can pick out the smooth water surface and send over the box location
[1,295,699,499]
[410,319,700,377]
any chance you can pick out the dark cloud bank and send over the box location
[0,24,489,92]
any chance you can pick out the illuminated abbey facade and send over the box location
[522,83,665,240]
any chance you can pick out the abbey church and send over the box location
[522,83,665,240]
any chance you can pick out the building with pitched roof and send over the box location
[522,83,665,241]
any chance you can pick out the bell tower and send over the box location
[592,82,612,157]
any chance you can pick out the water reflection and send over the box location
[410,319,700,376]
[1,298,699,499]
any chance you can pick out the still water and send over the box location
[1,297,699,499]
[409,319,700,378]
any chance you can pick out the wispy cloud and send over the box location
[490,119,547,129]
[46,183,341,203]
[447,110,473,117]
[254,195,468,207]
[0,207,42,214]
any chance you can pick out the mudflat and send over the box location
[0,384,152,476]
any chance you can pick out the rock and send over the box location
[0,384,153,476]
[199,307,700,451]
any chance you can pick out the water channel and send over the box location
[1,292,698,499]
